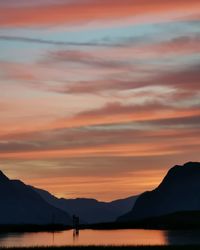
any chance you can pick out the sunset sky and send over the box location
[0,0,200,201]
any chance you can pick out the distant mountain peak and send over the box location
[158,162,200,187]
[164,162,200,177]
[0,170,9,182]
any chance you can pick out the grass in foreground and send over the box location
[1,246,200,250]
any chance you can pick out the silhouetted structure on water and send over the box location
[73,215,79,229]
[72,215,79,240]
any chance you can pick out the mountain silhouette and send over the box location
[118,162,200,222]
[33,187,138,224]
[0,171,71,225]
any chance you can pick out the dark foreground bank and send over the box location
[0,224,71,233]
[1,246,200,250]
[2,211,200,233]
[82,211,200,231]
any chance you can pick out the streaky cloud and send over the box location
[0,35,115,47]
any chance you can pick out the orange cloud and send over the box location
[1,135,200,160]
[0,100,200,140]
[50,102,200,131]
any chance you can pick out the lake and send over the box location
[0,229,200,247]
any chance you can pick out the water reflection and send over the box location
[52,231,55,245]
[0,229,200,247]
[0,229,166,247]
[73,229,79,243]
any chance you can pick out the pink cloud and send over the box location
[0,0,199,27]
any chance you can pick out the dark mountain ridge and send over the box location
[0,172,71,225]
[118,162,200,222]
[33,186,138,224]
[0,170,137,225]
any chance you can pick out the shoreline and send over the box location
[2,223,200,233]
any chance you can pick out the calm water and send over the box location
[0,229,200,247]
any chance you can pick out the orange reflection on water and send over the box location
[0,229,168,247]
